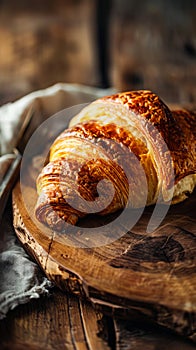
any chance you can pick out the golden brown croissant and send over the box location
[35,90,196,231]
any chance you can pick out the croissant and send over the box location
[35,90,196,231]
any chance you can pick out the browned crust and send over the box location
[55,121,148,158]
[54,121,157,204]
[98,91,196,186]
[35,156,130,231]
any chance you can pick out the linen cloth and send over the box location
[0,83,110,318]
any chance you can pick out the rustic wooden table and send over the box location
[1,286,196,350]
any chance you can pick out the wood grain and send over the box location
[1,287,195,350]
[12,155,196,341]
[110,0,196,104]
[0,289,110,350]
[0,0,98,105]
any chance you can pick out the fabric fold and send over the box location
[0,200,53,319]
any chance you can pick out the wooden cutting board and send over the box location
[12,151,196,341]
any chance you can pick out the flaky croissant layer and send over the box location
[35,90,196,231]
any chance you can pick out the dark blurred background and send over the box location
[0,0,195,105]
